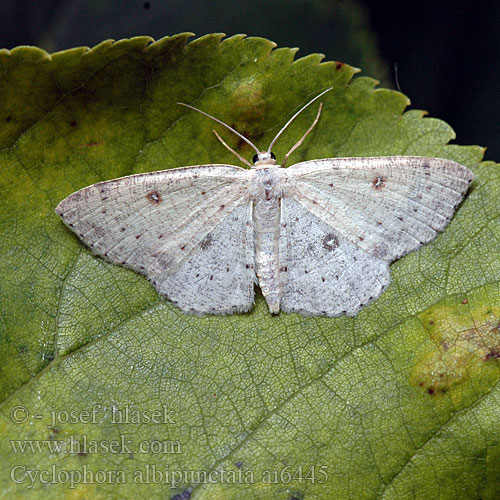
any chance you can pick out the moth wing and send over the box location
[56,165,255,314]
[280,197,390,316]
[154,201,255,314]
[283,156,474,261]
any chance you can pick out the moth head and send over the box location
[252,151,276,167]
[177,87,332,168]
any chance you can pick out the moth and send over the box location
[56,88,474,316]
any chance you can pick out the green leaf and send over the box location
[0,34,499,500]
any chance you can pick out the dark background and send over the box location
[1,0,499,160]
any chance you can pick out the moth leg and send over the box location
[213,129,253,167]
[281,103,323,168]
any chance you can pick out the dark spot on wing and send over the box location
[200,234,213,250]
[322,232,339,251]
[147,190,162,204]
[336,61,345,69]
[371,245,387,259]
[372,175,386,190]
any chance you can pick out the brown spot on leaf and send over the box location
[411,298,500,401]
[336,61,345,69]
[484,348,500,360]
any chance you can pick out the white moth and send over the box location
[56,88,474,316]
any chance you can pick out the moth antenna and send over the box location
[267,87,333,154]
[177,102,260,155]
